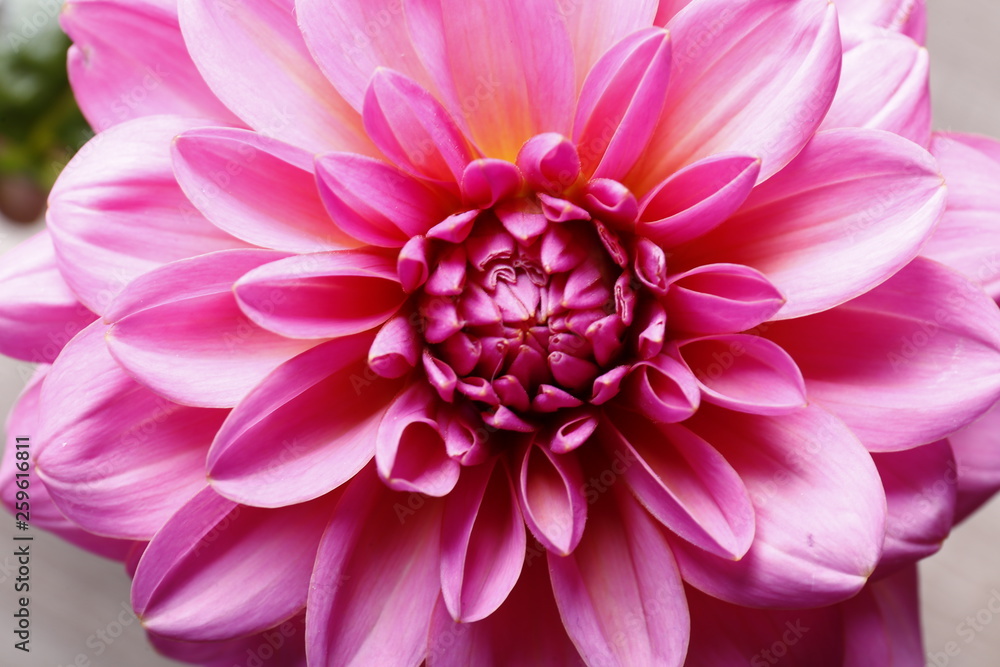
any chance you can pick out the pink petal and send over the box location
[295,0,438,111]
[765,257,1000,451]
[132,488,338,640]
[0,231,94,363]
[516,441,587,556]
[684,129,946,319]
[364,69,475,187]
[573,27,672,180]
[944,402,1000,523]
[631,0,841,192]
[821,34,930,146]
[684,586,844,667]
[427,549,579,666]
[674,335,807,416]
[548,481,689,667]
[674,405,885,608]
[621,354,700,423]
[562,0,658,91]
[178,0,372,154]
[235,250,404,340]
[316,153,454,247]
[871,441,955,577]
[62,0,239,130]
[148,614,307,667]
[376,382,459,497]
[106,250,316,408]
[840,566,923,667]
[922,132,1000,299]
[665,263,785,334]
[440,458,525,622]
[172,127,358,252]
[47,116,247,314]
[0,368,134,560]
[207,334,403,507]
[637,153,760,248]
[597,411,755,560]
[837,0,927,44]
[35,324,226,539]
[307,467,441,667]
[410,0,575,160]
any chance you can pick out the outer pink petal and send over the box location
[563,0,658,91]
[821,35,930,146]
[922,132,1000,299]
[132,487,337,641]
[597,412,755,560]
[871,441,955,576]
[207,334,404,507]
[440,458,525,622]
[177,0,373,154]
[235,250,405,340]
[1,368,134,560]
[631,0,841,193]
[839,566,923,666]
[106,250,316,409]
[148,614,307,667]
[47,116,248,314]
[306,467,441,667]
[948,402,1000,523]
[684,129,946,319]
[408,0,575,161]
[0,231,94,363]
[674,405,885,608]
[427,554,581,666]
[62,0,239,130]
[316,153,455,247]
[172,127,359,252]
[684,586,844,667]
[34,323,226,540]
[837,0,927,45]
[548,481,689,667]
[765,258,1000,452]
[295,0,438,112]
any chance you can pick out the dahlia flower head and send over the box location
[3,0,1000,664]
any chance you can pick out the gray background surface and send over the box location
[1,0,999,664]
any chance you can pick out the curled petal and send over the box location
[574,27,672,180]
[674,335,807,416]
[316,153,454,247]
[665,263,784,334]
[235,250,405,339]
[517,441,587,556]
[622,354,700,423]
[440,459,525,622]
[376,383,459,497]
[637,153,760,248]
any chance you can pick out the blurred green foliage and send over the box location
[0,0,90,220]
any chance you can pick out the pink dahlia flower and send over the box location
[3,0,1000,664]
